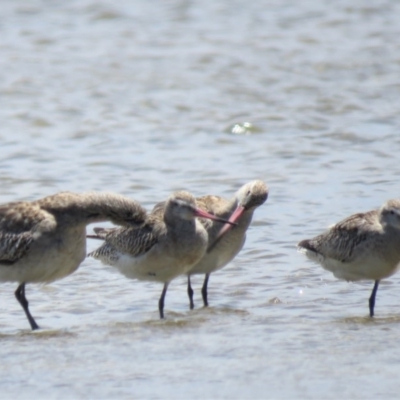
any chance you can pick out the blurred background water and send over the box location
[0,0,400,398]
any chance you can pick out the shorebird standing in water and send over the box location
[298,199,400,317]
[88,191,235,319]
[177,180,269,309]
[0,191,147,330]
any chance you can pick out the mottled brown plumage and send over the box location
[185,180,268,309]
[89,191,234,319]
[0,191,147,330]
[152,181,269,309]
[298,199,400,317]
[88,222,158,263]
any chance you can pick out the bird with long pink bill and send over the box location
[88,191,235,319]
[153,180,268,309]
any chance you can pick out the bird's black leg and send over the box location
[201,273,210,307]
[159,282,169,319]
[187,275,194,310]
[369,280,380,317]
[15,283,39,330]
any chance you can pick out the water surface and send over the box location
[0,0,400,398]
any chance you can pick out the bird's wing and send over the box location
[0,202,54,263]
[0,232,34,264]
[196,195,226,213]
[303,211,379,263]
[89,217,159,260]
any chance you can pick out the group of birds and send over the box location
[0,180,268,330]
[0,179,400,331]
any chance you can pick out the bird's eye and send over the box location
[390,210,395,215]
[246,190,251,196]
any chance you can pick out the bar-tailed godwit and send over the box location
[0,191,147,330]
[88,191,235,319]
[298,199,400,317]
[152,180,268,309]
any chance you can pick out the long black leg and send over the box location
[369,280,380,317]
[201,273,210,307]
[159,282,169,319]
[187,275,194,310]
[15,283,39,330]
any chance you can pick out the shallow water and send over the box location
[1,0,400,398]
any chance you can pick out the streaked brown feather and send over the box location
[302,210,381,262]
[88,214,161,260]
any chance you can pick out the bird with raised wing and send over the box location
[0,191,147,330]
[298,199,400,317]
